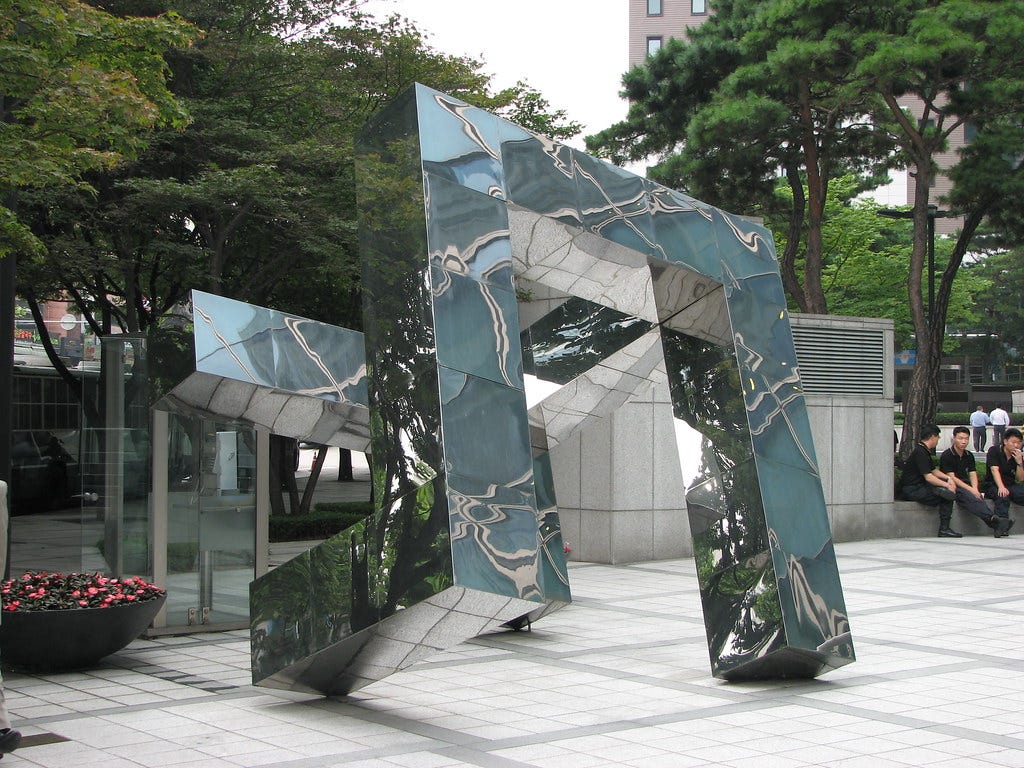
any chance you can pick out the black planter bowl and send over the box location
[0,594,165,671]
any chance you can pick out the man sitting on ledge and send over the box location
[899,424,961,538]
[983,426,1024,536]
[941,426,1008,537]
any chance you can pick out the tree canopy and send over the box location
[0,0,196,258]
[589,0,1024,456]
[15,0,581,392]
[589,0,892,315]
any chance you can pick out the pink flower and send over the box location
[1,572,163,612]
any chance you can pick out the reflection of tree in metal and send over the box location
[525,298,654,385]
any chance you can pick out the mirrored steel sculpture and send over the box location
[355,83,853,681]
[172,82,853,693]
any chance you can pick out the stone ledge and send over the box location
[831,499,1017,542]
[563,500,1020,564]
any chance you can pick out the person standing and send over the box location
[0,483,23,756]
[941,426,1007,536]
[984,427,1024,535]
[970,405,990,452]
[899,424,962,537]
[990,404,1010,446]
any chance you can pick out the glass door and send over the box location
[164,412,256,628]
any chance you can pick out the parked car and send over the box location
[9,430,79,513]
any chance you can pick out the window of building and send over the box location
[647,36,663,56]
[692,0,706,13]
[647,0,662,15]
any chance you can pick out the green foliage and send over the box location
[17,0,581,346]
[932,413,1024,426]
[491,82,582,141]
[591,0,1024,452]
[953,241,1024,368]
[588,0,895,314]
[0,0,197,258]
[269,501,374,542]
[770,175,986,350]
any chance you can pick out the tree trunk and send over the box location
[298,445,327,516]
[338,447,353,481]
[899,338,940,459]
[898,166,991,460]
[896,155,935,462]
[797,78,829,315]
[268,437,285,517]
[779,164,809,312]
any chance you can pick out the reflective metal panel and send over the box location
[648,183,720,279]
[502,134,581,227]
[426,174,513,290]
[431,267,524,390]
[522,297,654,385]
[446,470,543,600]
[164,291,370,451]
[439,367,532,485]
[418,91,505,199]
[573,150,655,257]
[509,208,658,322]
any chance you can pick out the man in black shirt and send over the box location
[941,426,1006,536]
[899,424,961,537]
[984,426,1024,534]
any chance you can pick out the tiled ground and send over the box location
[6,535,1024,767]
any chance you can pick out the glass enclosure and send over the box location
[163,412,257,627]
[8,335,258,632]
[9,336,150,578]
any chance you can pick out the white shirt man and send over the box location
[991,406,1010,446]
[970,406,990,451]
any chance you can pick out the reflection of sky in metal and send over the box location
[523,374,561,409]
[673,418,707,488]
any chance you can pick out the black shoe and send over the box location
[995,518,1012,537]
[986,516,999,529]
[0,728,22,754]
[938,527,963,538]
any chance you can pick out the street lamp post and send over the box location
[878,204,952,324]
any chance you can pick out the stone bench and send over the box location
[829,499,1021,542]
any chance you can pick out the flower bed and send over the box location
[0,572,166,671]
[2,572,164,612]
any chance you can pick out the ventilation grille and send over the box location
[792,325,886,397]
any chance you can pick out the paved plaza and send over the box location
[5,535,1024,767]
